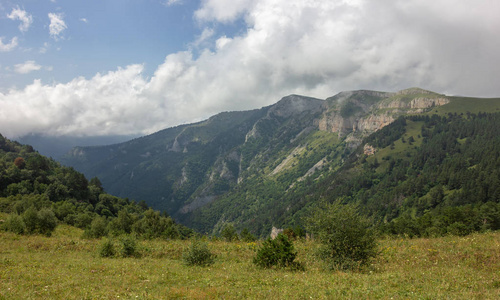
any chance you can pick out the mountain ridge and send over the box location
[59,88,500,235]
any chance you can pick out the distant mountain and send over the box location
[60,88,500,236]
[16,134,139,159]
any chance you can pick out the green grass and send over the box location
[431,97,500,115]
[367,120,424,172]
[1,225,499,299]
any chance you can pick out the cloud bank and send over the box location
[1,0,500,138]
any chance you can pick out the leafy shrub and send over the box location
[37,208,57,236]
[221,223,238,242]
[1,214,25,234]
[119,235,138,257]
[182,239,216,267]
[305,201,377,271]
[84,216,108,238]
[22,206,39,234]
[20,206,58,236]
[99,238,116,258]
[240,228,257,242]
[253,234,303,270]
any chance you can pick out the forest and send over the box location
[0,134,192,239]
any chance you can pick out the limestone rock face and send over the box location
[316,88,450,145]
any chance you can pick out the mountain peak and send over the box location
[268,94,324,118]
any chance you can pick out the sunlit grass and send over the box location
[1,225,499,299]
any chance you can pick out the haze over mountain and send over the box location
[61,88,500,236]
[16,134,139,159]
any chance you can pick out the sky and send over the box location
[1,0,500,139]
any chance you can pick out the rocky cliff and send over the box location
[317,88,450,146]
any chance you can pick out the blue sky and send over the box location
[1,0,500,138]
[0,0,229,88]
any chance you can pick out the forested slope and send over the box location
[0,134,192,238]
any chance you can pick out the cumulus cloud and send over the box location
[48,13,67,40]
[7,7,33,32]
[1,0,500,138]
[0,37,18,52]
[80,18,88,23]
[13,61,42,74]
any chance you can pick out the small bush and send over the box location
[119,235,138,257]
[253,234,303,270]
[22,206,39,234]
[182,239,216,267]
[84,216,108,238]
[37,208,57,236]
[1,214,25,234]
[240,228,257,242]
[19,207,58,236]
[221,223,238,242]
[99,239,116,258]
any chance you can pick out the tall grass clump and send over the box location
[182,239,216,267]
[306,200,378,271]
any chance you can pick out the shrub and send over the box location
[22,206,39,234]
[37,208,57,236]
[1,214,25,234]
[253,234,303,270]
[99,238,116,258]
[305,201,378,271]
[240,228,257,242]
[119,235,138,257]
[182,239,216,267]
[84,216,108,238]
[20,206,58,236]
[220,223,238,242]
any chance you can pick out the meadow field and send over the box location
[0,225,499,299]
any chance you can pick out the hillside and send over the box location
[60,88,500,236]
[0,134,191,238]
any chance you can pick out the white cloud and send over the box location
[2,0,500,139]
[48,13,67,40]
[0,37,18,52]
[80,18,88,23]
[13,61,42,74]
[195,0,254,23]
[7,7,33,32]
[164,0,184,6]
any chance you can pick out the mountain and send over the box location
[60,88,500,236]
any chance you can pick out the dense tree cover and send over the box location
[0,134,192,238]
[294,113,500,237]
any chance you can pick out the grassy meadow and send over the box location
[1,224,499,299]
